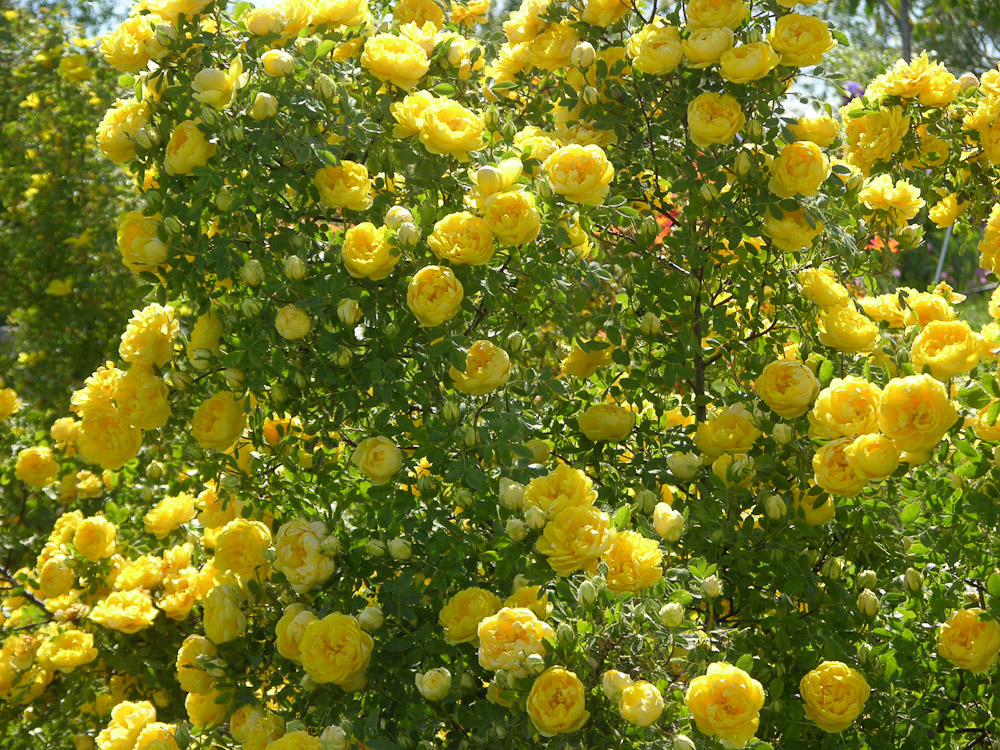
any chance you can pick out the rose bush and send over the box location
[7,0,1000,749]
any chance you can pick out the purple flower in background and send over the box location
[843,81,864,105]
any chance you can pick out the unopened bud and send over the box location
[639,312,661,335]
[582,85,599,106]
[241,298,260,317]
[576,580,597,606]
[154,23,177,47]
[506,331,525,352]
[959,72,980,90]
[396,222,421,246]
[735,150,753,176]
[499,478,525,509]
[316,74,335,100]
[250,92,278,120]
[240,259,264,286]
[905,567,923,592]
[857,569,877,589]
[365,540,387,557]
[700,183,718,202]
[702,575,722,599]
[223,368,246,389]
[524,505,546,530]
[385,205,413,230]
[215,187,234,211]
[524,652,546,674]
[556,621,574,644]
[505,518,527,541]
[320,535,340,555]
[773,424,793,444]
[667,452,700,481]
[673,735,696,750]
[658,602,684,628]
[284,255,306,280]
[358,606,383,631]
[857,588,880,617]
[821,557,843,580]
[388,538,412,560]
[145,460,164,481]
[571,41,596,68]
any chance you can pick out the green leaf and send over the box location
[987,574,1000,598]
[900,502,921,525]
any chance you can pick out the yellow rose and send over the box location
[116,211,166,275]
[313,161,372,211]
[818,306,879,352]
[800,661,870,732]
[794,489,835,525]
[543,144,615,206]
[477,607,554,677]
[939,609,1000,672]
[694,404,760,459]
[768,140,830,198]
[685,662,765,747]
[185,689,230,728]
[0,388,22,420]
[687,91,745,147]
[36,629,97,673]
[439,587,502,644]
[407,265,464,327]
[101,15,161,73]
[390,90,437,138]
[273,519,335,593]
[73,516,117,561]
[203,583,247,644]
[264,732,320,750]
[119,303,178,368]
[38,555,75,598]
[578,404,635,442]
[449,340,511,395]
[276,604,318,662]
[176,635,216,693]
[393,0,445,26]
[527,666,589,736]
[682,27,733,68]
[275,304,312,340]
[514,126,559,169]
[561,342,614,377]
[788,115,839,147]
[627,21,682,75]
[878,374,958,453]
[78,408,143,470]
[809,376,882,439]
[911,320,981,380]
[191,392,246,452]
[97,98,150,163]
[144,0,214,22]
[686,0,748,29]
[341,222,398,279]
[415,667,452,701]
[523,463,597,518]
[164,120,216,176]
[428,211,495,265]
[619,680,664,727]
[243,7,285,35]
[352,436,402,485]
[754,359,820,418]
[115,553,165,592]
[601,530,663,594]
[527,22,579,72]
[260,49,294,77]
[798,267,849,310]
[14,446,59,487]
[763,207,823,251]
[114,367,171,430]
[90,589,158,633]
[858,174,925,228]
[144,492,197,540]
[135,723,180,750]
[580,0,629,26]
[299,613,374,685]
[929,193,967,229]
[720,42,779,83]
[214,518,272,581]
[361,34,430,90]
[844,433,899,481]
[813,438,867,497]
[96,701,157,750]
[482,190,540,247]
[535,505,612,575]
[971,400,1000,442]
[768,13,835,67]
[418,98,485,161]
